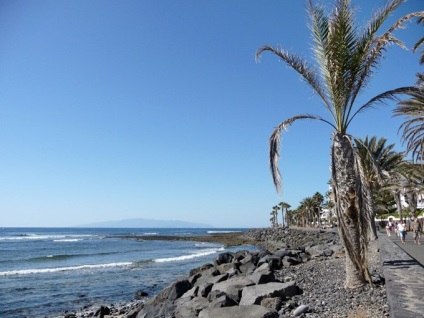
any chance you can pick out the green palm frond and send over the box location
[348,86,421,126]
[355,136,404,188]
[256,46,332,115]
[413,16,424,64]
[394,87,424,162]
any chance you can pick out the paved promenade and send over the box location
[378,231,424,318]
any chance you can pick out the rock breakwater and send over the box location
[68,227,388,318]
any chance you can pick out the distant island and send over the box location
[75,218,214,228]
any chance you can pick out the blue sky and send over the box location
[0,0,422,228]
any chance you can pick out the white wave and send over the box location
[207,230,241,234]
[154,247,225,263]
[0,262,133,276]
[0,234,94,241]
[53,239,83,242]
[143,232,158,235]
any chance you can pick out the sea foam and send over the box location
[206,230,241,234]
[154,247,225,263]
[0,262,133,276]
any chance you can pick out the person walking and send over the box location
[412,218,422,245]
[386,222,392,237]
[397,220,407,244]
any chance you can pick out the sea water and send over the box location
[0,228,254,317]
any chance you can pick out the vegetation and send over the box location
[394,17,424,163]
[354,136,404,240]
[257,0,422,289]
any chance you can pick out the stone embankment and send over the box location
[68,227,389,318]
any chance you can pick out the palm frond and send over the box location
[394,86,424,162]
[269,114,336,192]
[344,0,404,116]
[347,86,420,126]
[256,46,333,117]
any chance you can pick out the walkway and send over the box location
[378,231,424,318]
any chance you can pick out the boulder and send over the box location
[260,297,283,311]
[209,294,237,308]
[207,290,226,302]
[194,268,222,286]
[215,252,234,265]
[167,280,192,300]
[134,290,149,300]
[212,275,255,303]
[239,282,299,306]
[238,260,256,274]
[246,269,275,285]
[293,304,310,316]
[239,253,259,266]
[254,263,270,272]
[189,263,214,277]
[188,273,201,285]
[282,256,302,267]
[267,256,281,270]
[198,283,213,297]
[199,305,278,318]
[181,286,199,298]
[174,297,210,318]
[136,300,176,318]
[216,262,235,274]
[94,306,110,318]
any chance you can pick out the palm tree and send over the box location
[399,162,424,219]
[323,189,335,223]
[355,136,404,240]
[256,0,422,288]
[270,210,277,227]
[394,17,424,162]
[279,202,291,227]
[272,205,280,227]
[312,192,324,226]
[373,188,397,220]
[394,87,424,162]
[298,197,316,227]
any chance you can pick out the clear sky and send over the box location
[0,0,422,228]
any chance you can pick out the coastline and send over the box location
[110,232,253,247]
[67,228,388,318]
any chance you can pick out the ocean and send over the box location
[0,227,254,318]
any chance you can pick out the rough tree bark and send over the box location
[331,133,372,289]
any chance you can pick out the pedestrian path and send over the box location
[378,231,424,318]
[388,231,424,265]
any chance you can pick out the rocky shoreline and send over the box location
[65,228,388,318]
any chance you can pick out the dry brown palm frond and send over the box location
[269,114,335,192]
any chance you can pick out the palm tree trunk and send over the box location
[331,133,371,289]
[393,190,403,221]
[368,189,378,241]
[410,191,418,218]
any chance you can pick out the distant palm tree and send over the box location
[256,0,422,288]
[355,136,404,240]
[312,192,324,226]
[298,197,316,227]
[271,205,280,227]
[398,162,424,218]
[373,188,397,220]
[279,202,291,227]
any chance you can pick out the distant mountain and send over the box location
[75,218,214,228]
